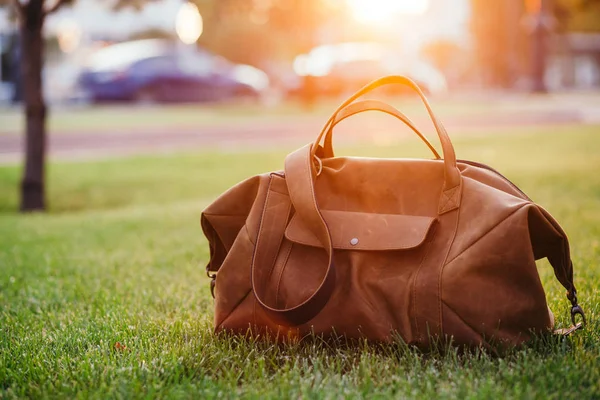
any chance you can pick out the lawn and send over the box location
[1,125,599,399]
[1,92,591,135]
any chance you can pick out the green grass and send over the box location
[1,92,587,135]
[0,101,331,135]
[1,125,600,398]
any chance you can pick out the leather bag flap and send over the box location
[285,210,436,250]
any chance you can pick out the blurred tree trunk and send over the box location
[19,0,47,212]
[531,16,548,93]
[7,0,151,212]
[470,0,520,88]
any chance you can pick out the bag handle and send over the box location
[311,76,461,197]
[252,76,463,326]
[322,99,442,160]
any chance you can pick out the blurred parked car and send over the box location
[78,39,269,103]
[291,42,447,98]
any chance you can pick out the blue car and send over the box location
[78,39,269,103]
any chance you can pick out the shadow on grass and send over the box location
[176,327,584,384]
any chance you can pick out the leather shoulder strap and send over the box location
[251,147,336,326]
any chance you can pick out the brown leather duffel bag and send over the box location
[201,76,586,349]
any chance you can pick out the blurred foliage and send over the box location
[421,40,470,85]
[554,0,600,32]
[193,0,341,67]
[194,0,387,68]
[470,0,600,88]
[204,0,600,75]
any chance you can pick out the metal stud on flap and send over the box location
[350,238,359,246]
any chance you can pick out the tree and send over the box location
[470,0,528,88]
[2,0,141,212]
[5,0,72,211]
[1,0,76,212]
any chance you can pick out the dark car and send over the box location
[78,39,269,103]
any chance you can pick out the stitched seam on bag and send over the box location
[535,205,572,289]
[245,224,255,246]
[250,176,274,313]
[285,213,436,250]
[411,222,438,341]
[446,187,459,211]
[284,214,319,244]
[439,189,451,212]
[441,300,487,346]
[307,148,332,251]
[446,186,460,211]
[202,214,231,272]
[265,196,293,285]
[437,192,462,335]
[439,186,459,213]
[215,289,252,331]
[252,291,257,327]
[444,204,528,266]
[301,146,335,322]
[285,235,433,251]
[439,187,455,211]
[275,241,294,308]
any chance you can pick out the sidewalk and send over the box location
[1,94,599,164]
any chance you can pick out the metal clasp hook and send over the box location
[313,154,323,177]
[206,265,217,299]
[567,288,586,329]
[571,304,586,327]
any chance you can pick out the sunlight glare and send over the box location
[347,0,429,24]
[176,2,204,44]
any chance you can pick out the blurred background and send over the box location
[3,4,600,397]
[1,0,599,105]
[1,0,600,212]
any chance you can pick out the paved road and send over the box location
[0,108,594,164]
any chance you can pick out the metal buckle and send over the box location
[571,304,586,327]
[567,289,586,326]
[554,291,587,336]
[206,265,217,299]
[313,154,323,177]
[562,288,586,335]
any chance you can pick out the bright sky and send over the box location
[347,0,432,24]
[26,0,472,51]
[357,0,469,39]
